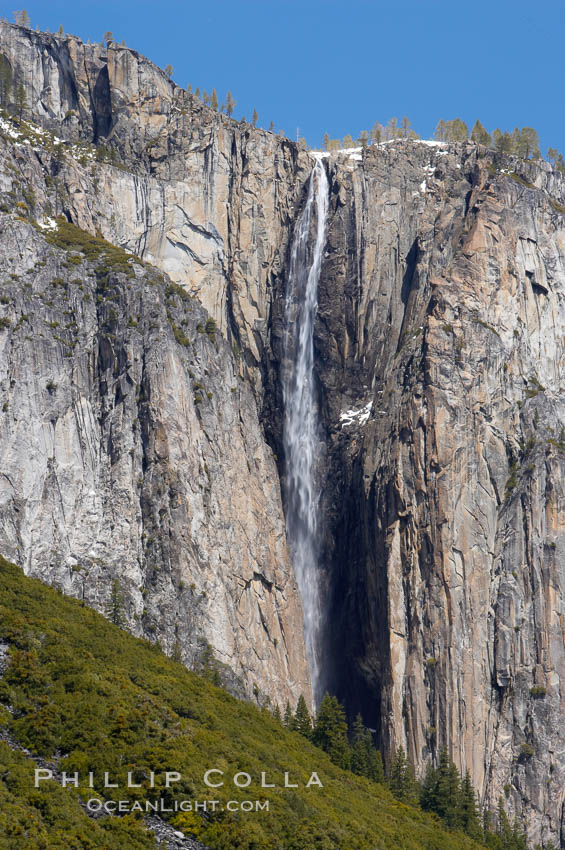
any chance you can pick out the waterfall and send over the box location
[282,155,329,707]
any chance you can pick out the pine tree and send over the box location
[511,127,522,155]
[199,642,222,686]
[460,770,481,839]
[511,819,528,850]
[343,133,354,149]
[493,129,514,155]
[225,91,235,117]
[435,119,447,141]
[171,639,183,663]
[434,748,462,828]
[104,31,114,48]
[312,693,351,769]
[164,64,174,79]
[350,714,369,776]
[387,117,398,139]
[106,578,125,627]
[471,119,491,147]
[370,122,383,144]
[420,761,439,812]
[294,695,312,738]
[519,127,540,159]
[187,83,192,95]
[272,704,282,723]
[269,120,275,132]
[547,147,565,173]
[195,87,201,98]
[357,130,368,148]
[400,115,411,137]
[14,9,30,27]
[57,24,64,36]
[202,90,209,105]
[210,88,218,111]
[252,107,258,128]
[482,807,492,843]
[323,132,330,151]
[388,746,418,804]
[497,796,513,844]
[444,118,468,142]
[368,747,385,784]
[283,701,293,728]
[349,714,385,783]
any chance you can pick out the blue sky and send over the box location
[6,0,565,154]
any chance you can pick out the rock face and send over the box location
[3,19,565,847]
[0,23,311,710]
[316,143,565,848]
[0,20,311,389]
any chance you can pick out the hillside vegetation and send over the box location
[0,556,486,850]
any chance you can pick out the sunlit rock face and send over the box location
[3,20,565,846]
[0,21,311,711]
[318,141,565,849]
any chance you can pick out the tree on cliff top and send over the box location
[225,90,236,117]
[548,147,565,172]
[401,115,411,137]
[471,119,491,147]
[517,126,540,159]
[14,10,30,27]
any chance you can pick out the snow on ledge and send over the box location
[36,216,57,232]
[340,400,373,428]
[0,117,22,140]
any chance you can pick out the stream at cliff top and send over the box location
[282,156,329,708]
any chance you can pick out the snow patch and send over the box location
[0,117,22,140]
[36,216,57,232]
[340,401,373,428]
[413,139,448,148]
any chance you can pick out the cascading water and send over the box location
[282,155,329,707]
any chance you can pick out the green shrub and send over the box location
[45,218,135,280]
[205,317,217,341]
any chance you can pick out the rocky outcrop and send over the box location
[0,20,311,392]
[0,106,310,710]
[3,18,565,847]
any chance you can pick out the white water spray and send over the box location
[282,156,329,707]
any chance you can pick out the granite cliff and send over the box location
[0,22,311,711]
[2,20,565,847]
